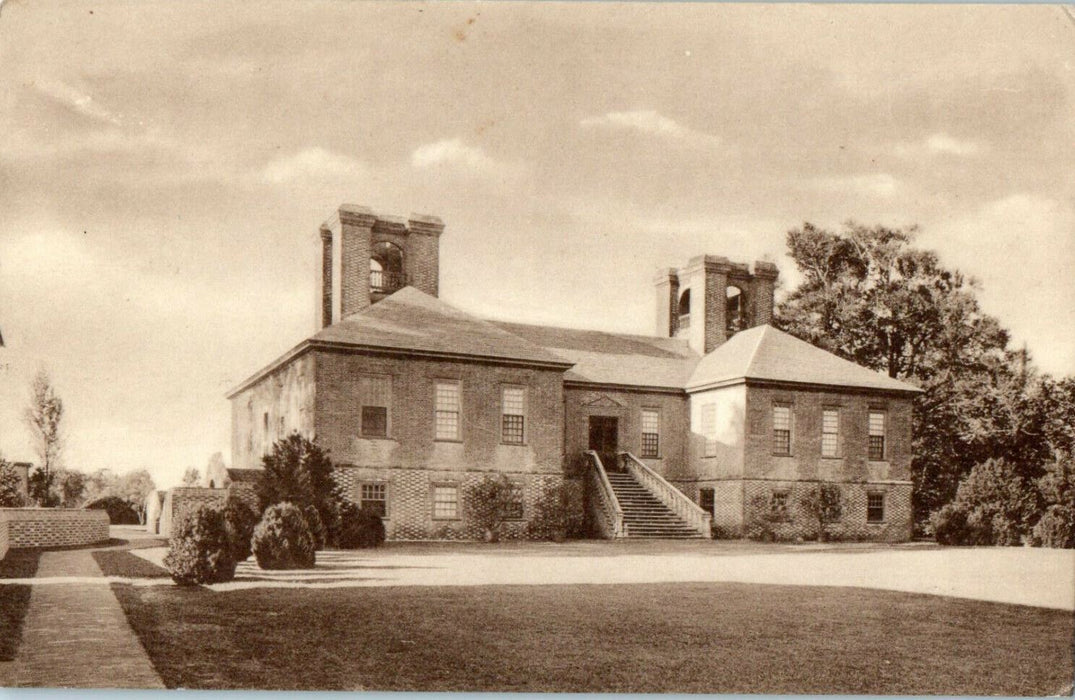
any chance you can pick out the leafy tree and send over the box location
[52,468,86,508]
[181,467,201,486]
[773,222,1024,526]
[797,483,844,542]
[23,370,64,506]
[117,469,156,525]
[0,459,27,507]
[464,473,520,542]
[1030,453,1075,548]
[256,433,340,530]
[930,458,1038,546]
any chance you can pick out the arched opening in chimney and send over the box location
[371,241,404,293]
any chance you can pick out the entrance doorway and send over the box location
[588,415,619,471]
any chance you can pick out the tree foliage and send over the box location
[182,467,201,486]
[256,433,340,530]
[772,222,1071,527]
[797,483,844,542]
[23,370,64,506]
[0,459,27,507]
[464,473,520,542]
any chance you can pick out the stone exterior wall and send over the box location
[563,385,689,479]
[159,487,228,538]
[231,352,316,471]
[0,509,110,552]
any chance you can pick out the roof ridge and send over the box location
[743,324,770,373]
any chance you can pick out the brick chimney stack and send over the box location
[319,204,445,328]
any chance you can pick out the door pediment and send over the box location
[583,395,624,408]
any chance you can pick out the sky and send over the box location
[0,2,1072,489]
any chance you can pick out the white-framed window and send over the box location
[868,411,886,461]
[360,375,392,438]
[501,385,526,445]
[432,484,459,519]
[773,404,791,455]
[867,492,885,523]
[434,381,461,441]
[360,483,387,518]
[701,403,718,458]
[821,408,840,458]
[641,408,660,458]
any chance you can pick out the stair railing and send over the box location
[585,450,625,538]
[619,452,712,539]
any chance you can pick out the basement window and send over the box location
[867,493,885,523]
[360,483,387,518]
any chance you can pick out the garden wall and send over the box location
[158,487,228,538]
[0,508,110,558]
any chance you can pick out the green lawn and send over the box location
[110,580,1074,694]
[0,549,41,661]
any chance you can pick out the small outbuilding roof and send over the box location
[686,324,922,394]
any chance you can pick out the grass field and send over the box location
[110,579,1074,694]
[0,549,41,661]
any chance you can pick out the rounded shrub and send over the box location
[223,496,259,562]
[335,501,386,549]
[1031,506,1075,549]
[931,503,971,545]
[302,504,327,551]
[252,502,316,570]
[86,496,141,525]
[163,505,237,585]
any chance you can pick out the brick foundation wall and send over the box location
[334,466,570,540]
[159,487,229,538]
[0,508,110,551]
[741,479,912,541]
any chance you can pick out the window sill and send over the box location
[866,521,886,526]
[434,439,463,444]
[640,455,662,460]
[772,453,793,458]
[820,455,843,460]
[500,442,528,447]
[360,435,394,441]
[432,517,461,522]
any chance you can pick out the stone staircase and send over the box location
[604,470,707,539]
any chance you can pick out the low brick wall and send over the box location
[159,487,228,538]
[0,508,111,556]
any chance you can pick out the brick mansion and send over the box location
[226,204,920,541]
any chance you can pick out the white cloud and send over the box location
[810,173,901,199]
[893,133,984,159]
[259,147,370,184]
[580,110,721,147]
[36,80,123,127]
[411,139,497,171]
[926,133,981,156]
